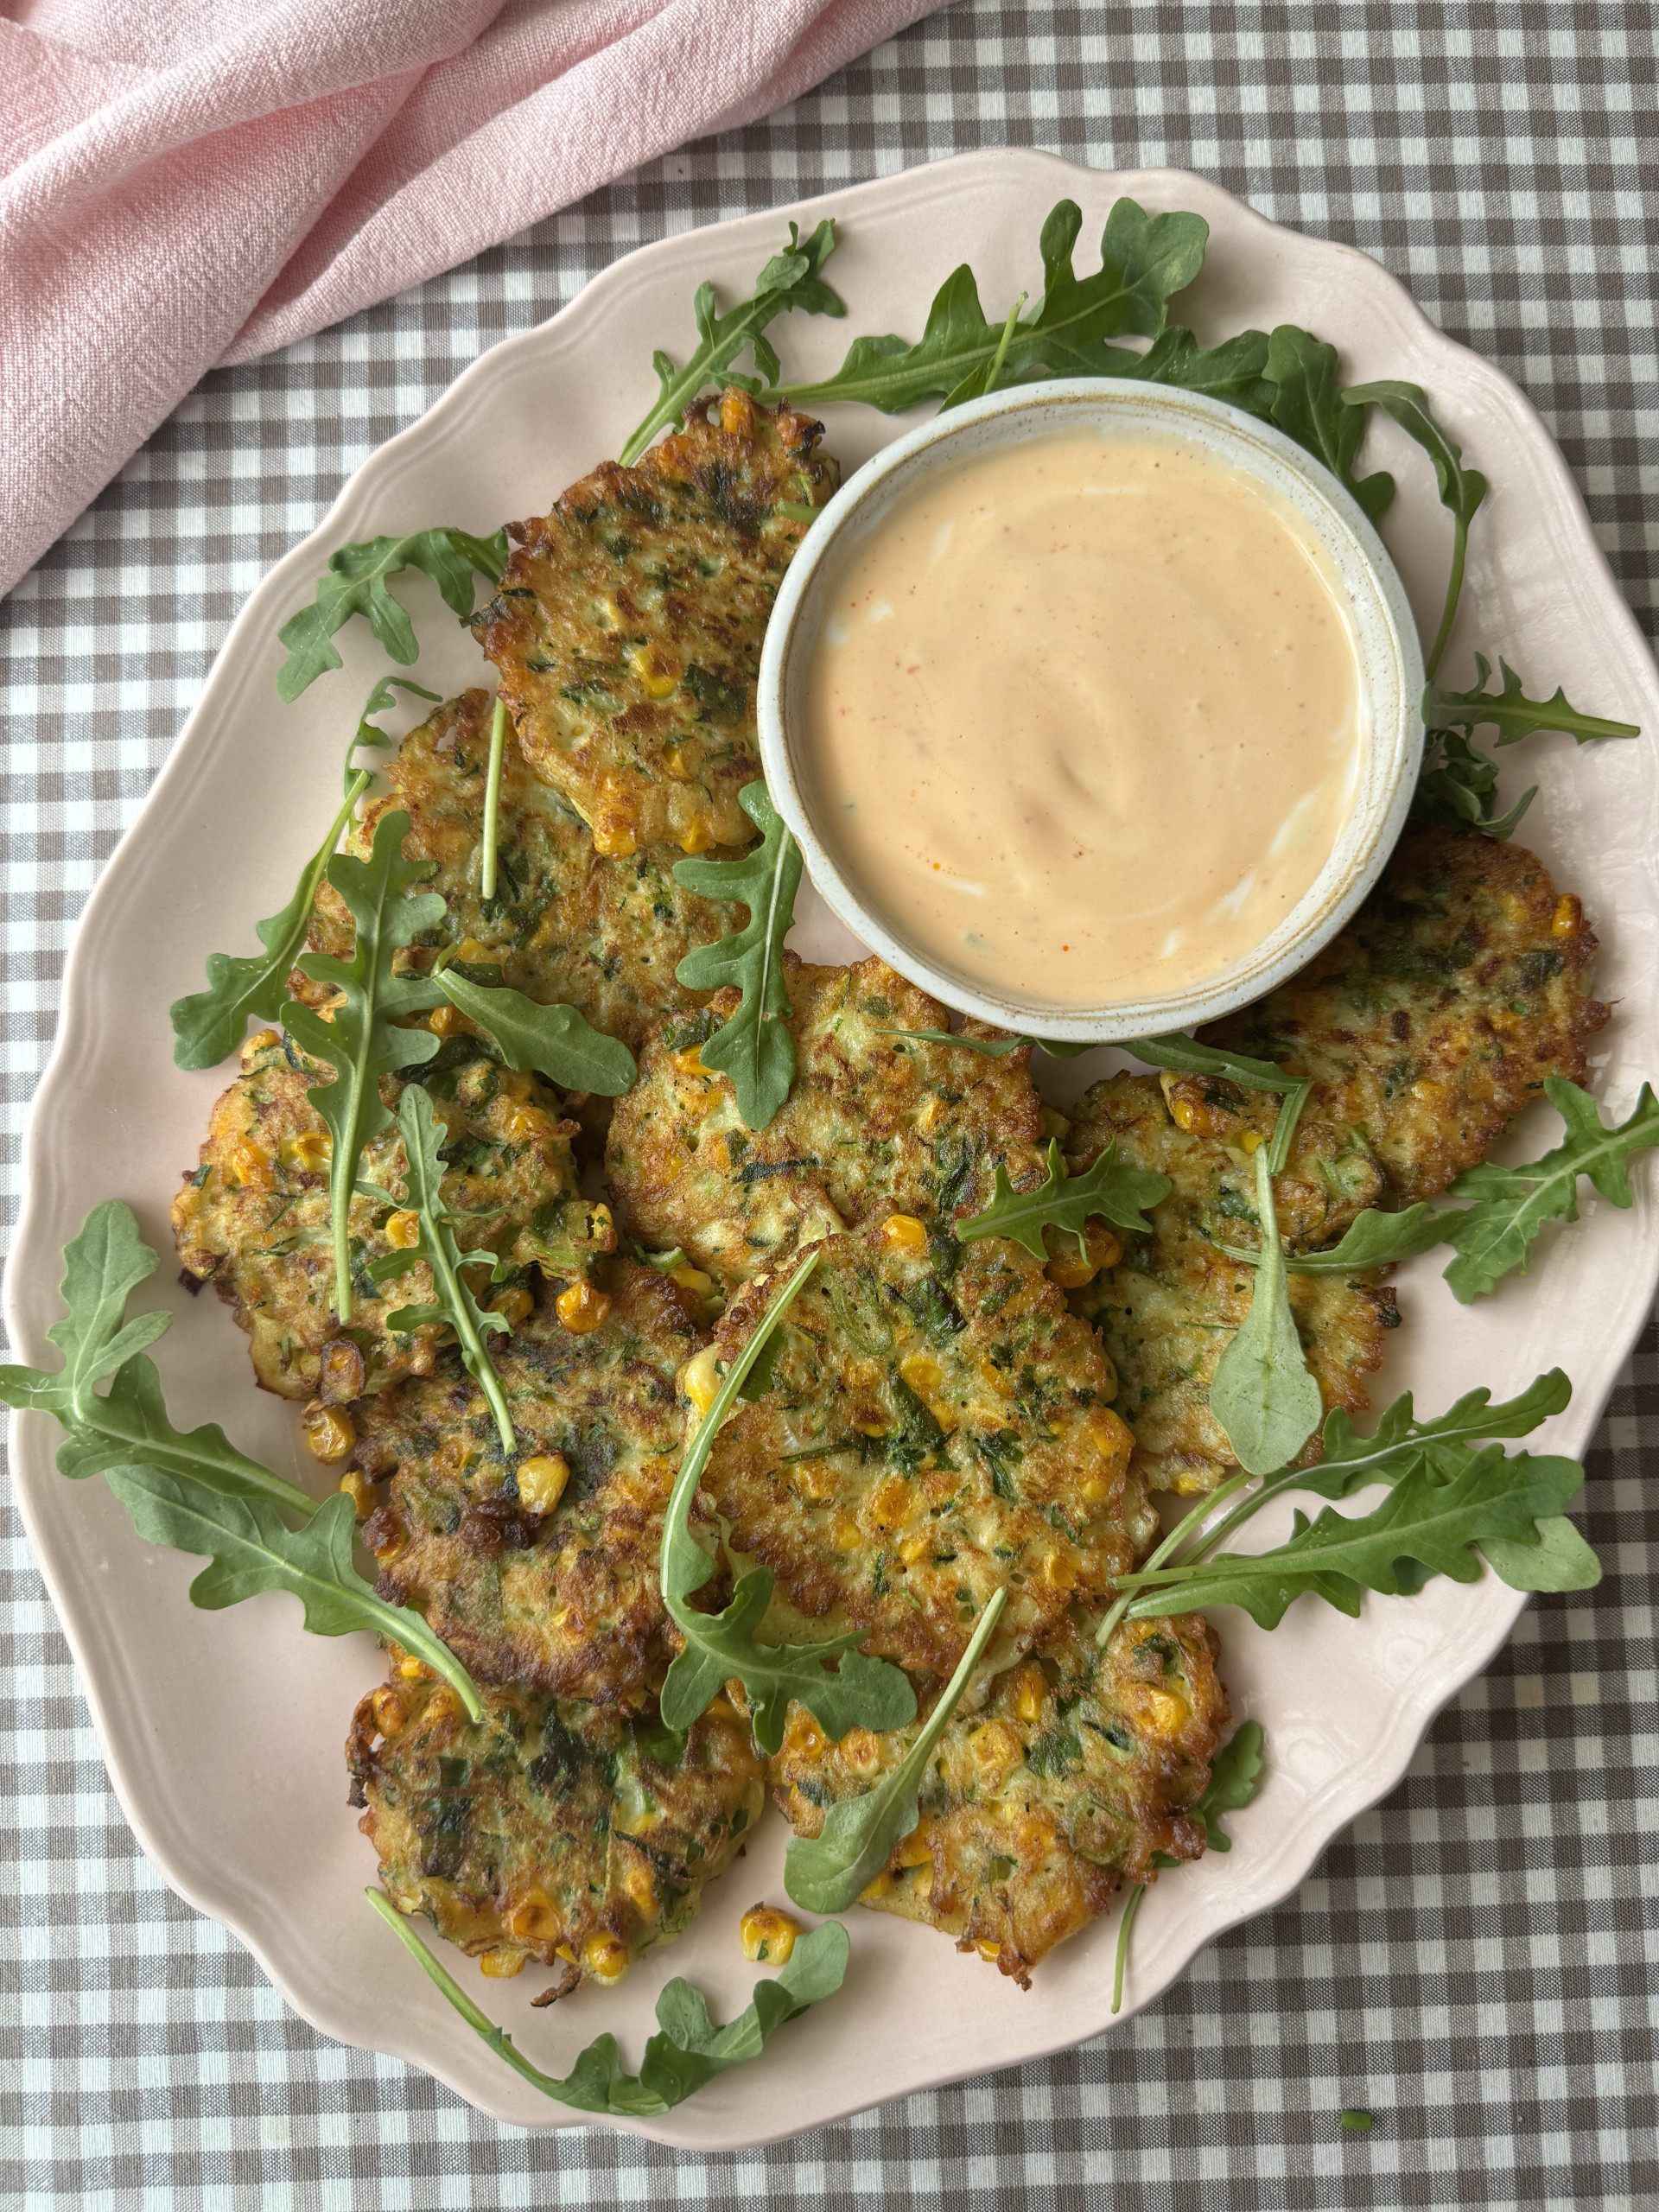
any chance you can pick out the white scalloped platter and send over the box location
[9,151,1658,2147]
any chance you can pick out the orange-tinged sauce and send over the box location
[804,429,1363,1010]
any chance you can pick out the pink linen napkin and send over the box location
[0,0,938,600]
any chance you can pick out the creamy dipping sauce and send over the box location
[804,428,1363,1010]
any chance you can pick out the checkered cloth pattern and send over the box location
[3,3,1656,2204]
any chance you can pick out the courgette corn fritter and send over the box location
[607,957,1046,1287]
[1064,1072,1397,1496]
[349,1667,764,1994]
[1066,825,1603,1495]
[1202,823,1607,1202]
[772,1610,1228,1986]
[305,689,737,1056]
[172,1030,610,1402]
[353,1264,705,1704]
[700,1224,1157,1681]
[474,391,839,858]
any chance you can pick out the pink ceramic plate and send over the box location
[8,150,1657,2145]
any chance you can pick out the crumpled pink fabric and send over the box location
[0,0,939,599]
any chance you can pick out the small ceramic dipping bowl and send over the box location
[757,378,1425,1044]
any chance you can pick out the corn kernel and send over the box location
[664,742,693,780]
[340,1468,378,1521]
[1552,893,1583,937]
[515,1454,570,1516]
[453,938,495,964]
[841,1728,882,1777]
[720,389,754,436]
[370,1687,406,1737]
[555,1942,577,1965]
[480,1947,525,1979]
[302,1402,355,1465]
[384,1209,422,1250]
[1136,1688,1187,1740]
[1045,1218,1124,1290]
[241,1028,282,1065]
[1039,1550,1077,1593]
[583,1933,631,1985]
[1168,1092,1211,1136]
[592,787,639,858]
[893,1821,933,1870]
[591,1202,614,1237]
[505,1891,561,1945]
[881,1213,929,1252]
[428,1002,473,1038]
[227,1139,275,1189]
[1409,1078,1446,1103]
[503,1103,553,1142]
[491,1286,533,1327]
[975,1941,1001,1962]
[968,1720,1020,1778]
[681,1344,722,1418]
[628,643,682,700]
[1013,1672,1045,1725]
[898,1533,931,1567]
[669,1262,715,1303]
[556,1281,612,1334]
[899,1350,944,1396]
[677,817,714,855]
[423,1687,460,1724]
[672,1044,709,1077]
[833,1516,861,1552]
[279,1130,333,1173]
[397,1656,428,1681]
[739,1905,800,1964]
[621,1858,658,1916]
[914,1095,944,1133]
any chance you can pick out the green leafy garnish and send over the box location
[359,1088,515,1452]
[1207,1144,1324,1477]
[779,198,1207,415]
[1111,1719,1264,2013]
[1440,1078,1659,1302]
[284,810,445,1322]
[658,1249,917,1756]
[673,782,804,1132]
[0,1203,482,1716]
[1118,324,1276,413]
[1343,381,1487,677]
[368,1889,849,2113]
[783,1585,1008,1914]
[1259,1203,1452,1274]
[432,966,636,1095]
[1262,325,1395,521]
[877,1027,1093,1060]
[1425,654,1641,748]
[169,773,371,1071]
[353,674,442,766]
[1122,1032,1311,1173]
[275,529,508,702]
[957,1137,1171,1259]
[619,220,844,467]
[479,695,509,901]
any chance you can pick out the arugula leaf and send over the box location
[479,696,510,901]
[878,1027,1091,1060]
[783,1585,1009,1914]
[169,773,370,1071]
[1441,1078,1659,1302]
[1297,1370,1572,1501]
[619,221,844,467]
[1112,1719,1265,2012]
[658,1249,917,1755]
[779,197,1206,415]
[1121,1440,1592,1628]
[1207,1144,1324,1477]
[432,964,634,1095]
[0,1202,302,1513]
[1263,327,1395,522]
[673,782,803,1131]
[276,529,508,702]
[1121,1031,1292,1092]
[957,1136,1171,1259]
[1266,1203,1452,1274]
[353,674,442,762]
[1120,325,1276,414]
[1479,1514,1603,1592]
[1425,654,1641,747]
[0,1203,483,1714]
[285,810,445,1321]
[1412,724,1539,841]
[360,1088,515,1452]
[369,1890,849,2114]
[1344,381,1487,677]
[105,1466,480,1713]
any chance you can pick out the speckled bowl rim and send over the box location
[758,377,1425,1041]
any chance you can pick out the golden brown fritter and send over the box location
[171,1030,611,1401]
[700,1224,1158,1681]
[306,690,737,1057]
[1064,1074,1396,1496]
[349,1667,764,1994]
[474,391,839,858]
[771,1608,1229,1986]
[607,957,1046,1287]
[354,1264,703,1704]
[1202,823,1608,1204]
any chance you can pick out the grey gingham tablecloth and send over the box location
[3,5,1656,2206]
